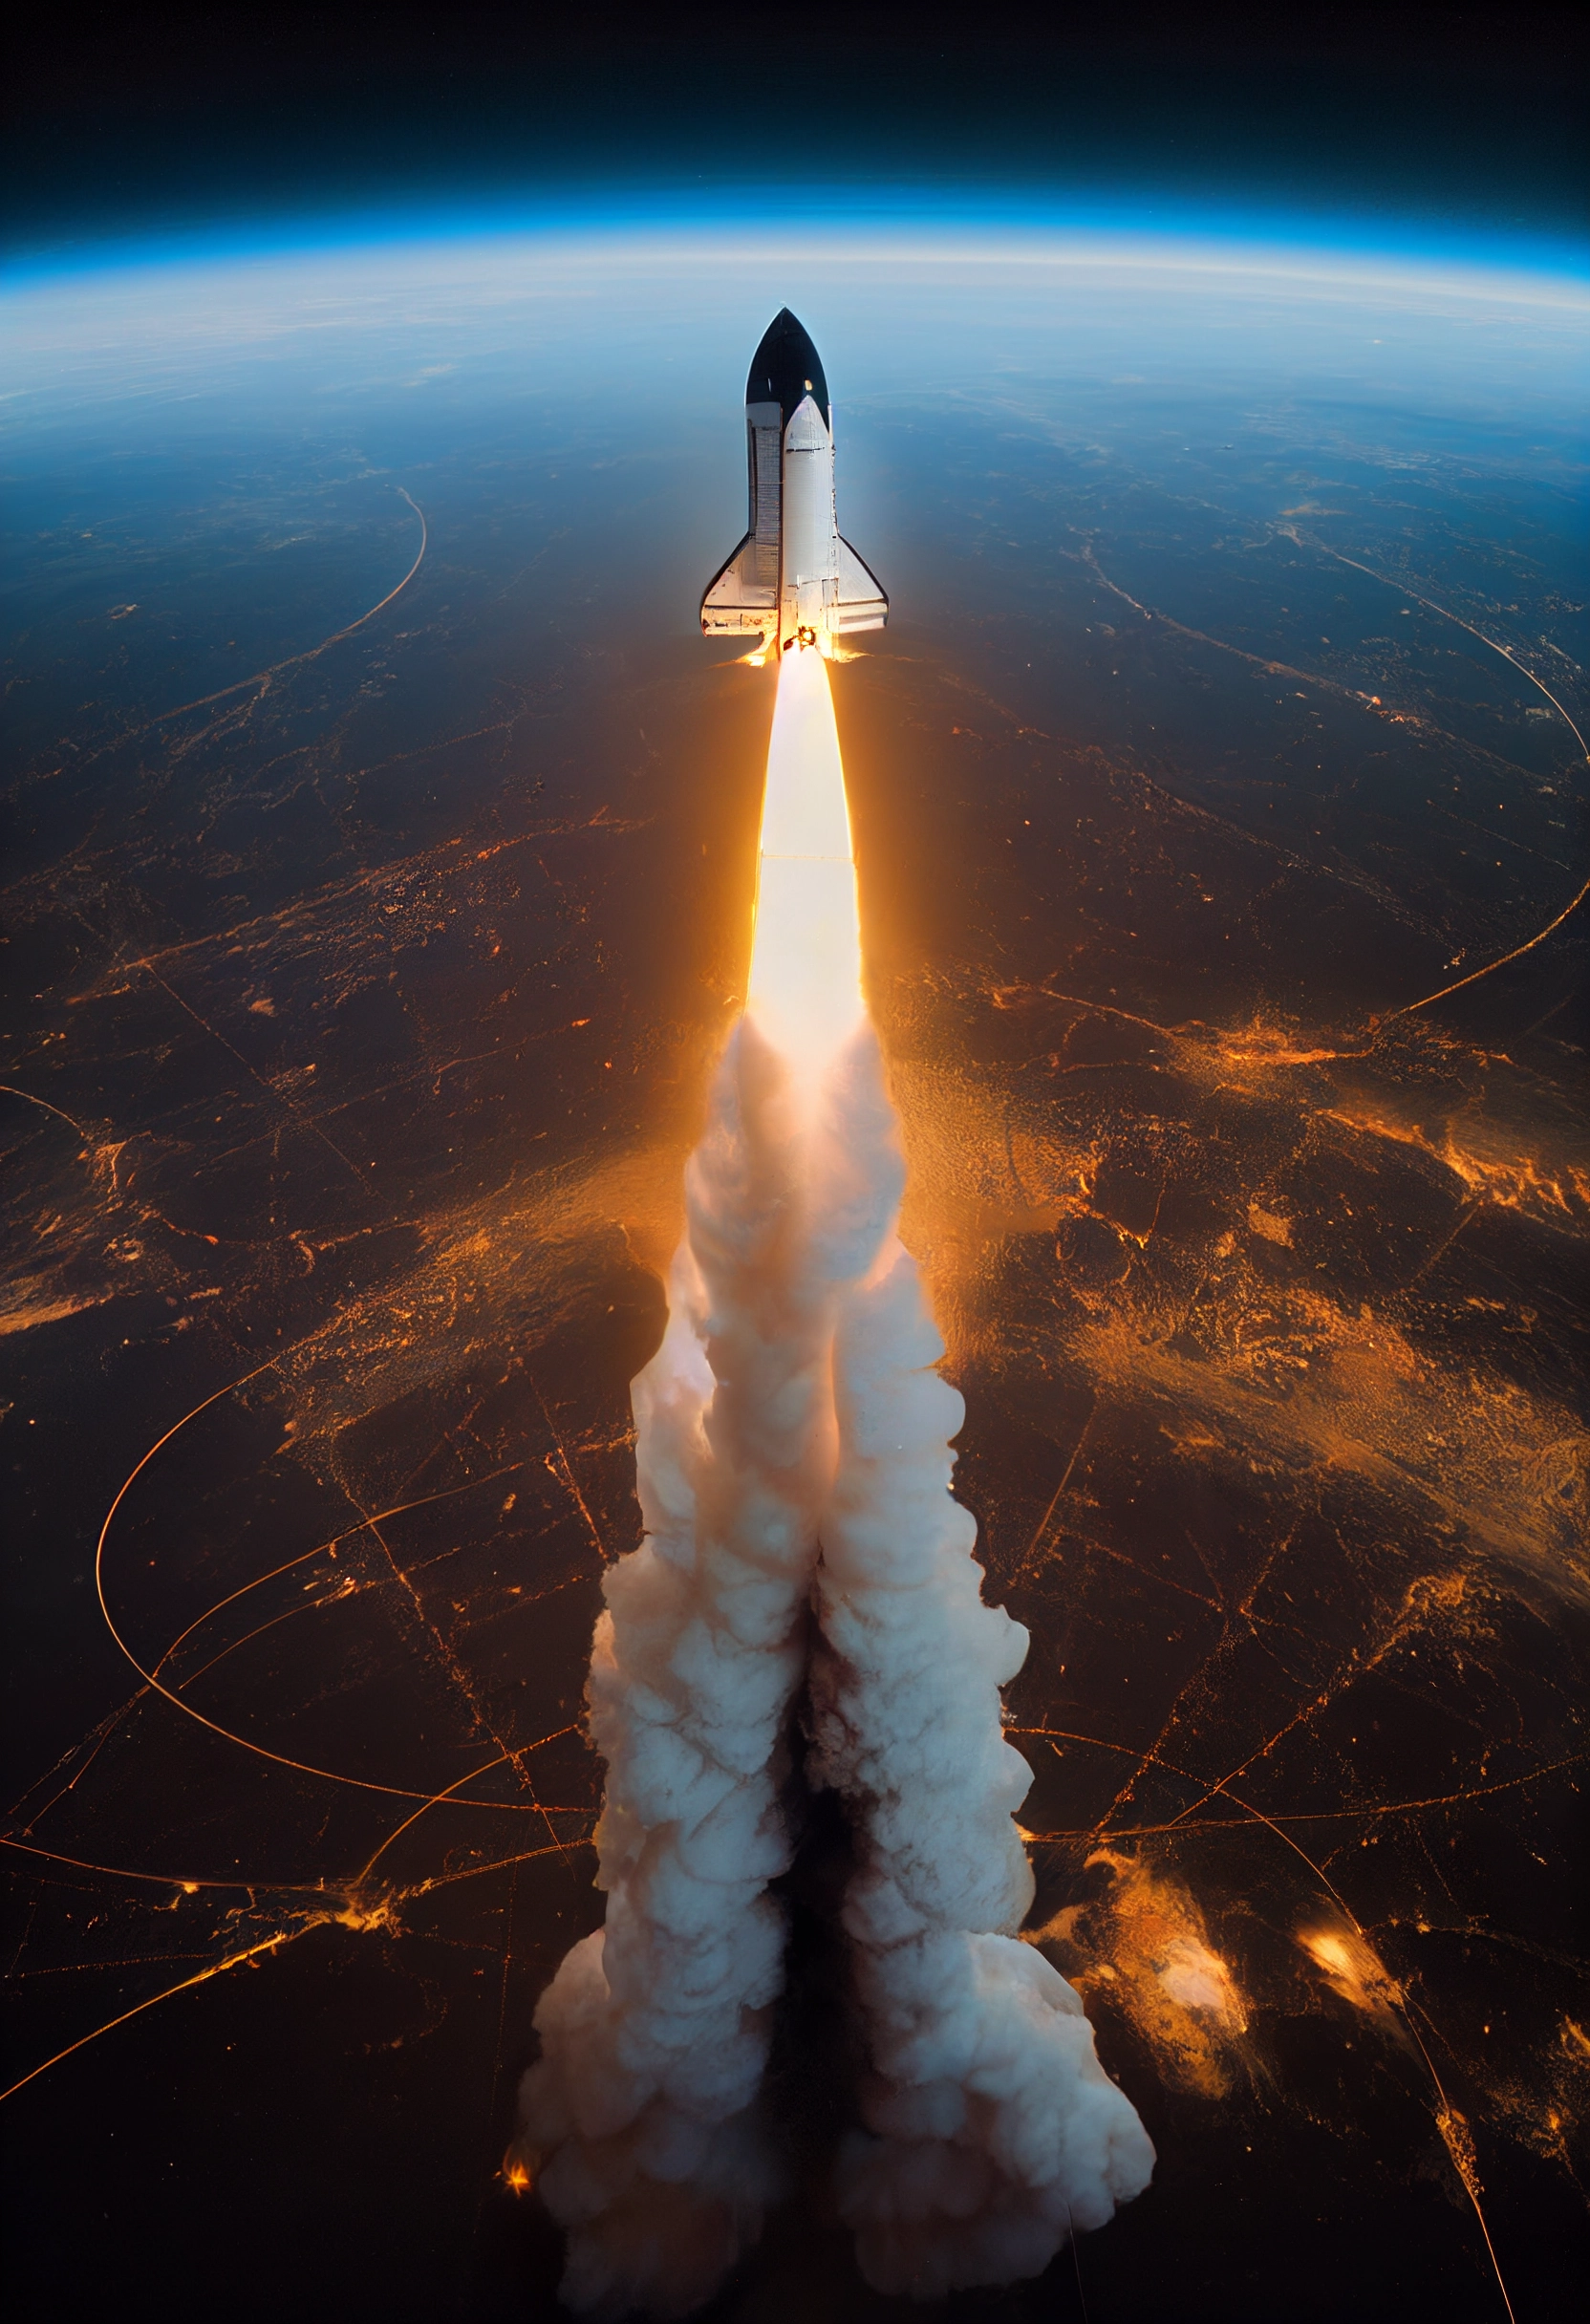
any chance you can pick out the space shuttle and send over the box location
[701,309,888,656]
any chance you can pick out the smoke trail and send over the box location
[513,651,1151,2313]
[511,1020,899,2318]
[808,1097,1156,2298]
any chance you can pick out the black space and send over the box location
[5,3,1588,262]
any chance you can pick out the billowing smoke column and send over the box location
[511,649,1153,2315]
[812,1234,1157,2297]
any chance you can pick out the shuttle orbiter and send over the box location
[701,309,888,656]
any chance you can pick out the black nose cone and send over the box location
[745,309,829,427]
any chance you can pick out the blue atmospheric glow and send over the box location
[7,183,1584,457]
[6,183,1587,303]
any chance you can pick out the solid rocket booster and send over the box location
[701,309,888,656]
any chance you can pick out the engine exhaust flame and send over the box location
[745,644,865,1080]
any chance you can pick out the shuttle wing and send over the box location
[701,533,777,635]
[833,536,888,633]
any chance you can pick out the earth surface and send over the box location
[2,231,1586,2321]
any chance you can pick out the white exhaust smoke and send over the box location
[510,652,1152,2314]
[812,1191,1157,2298]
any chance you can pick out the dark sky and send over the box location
[6,2,1587,263]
